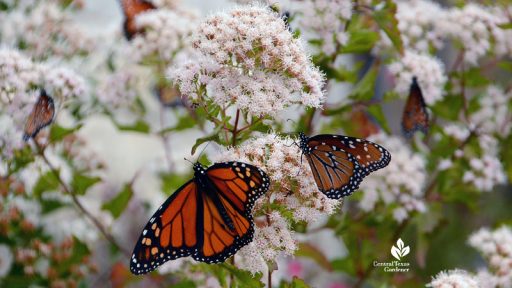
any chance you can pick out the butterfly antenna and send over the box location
[184,157,194,166]
[195,141,211,162]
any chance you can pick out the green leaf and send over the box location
[367,104,390,133]
[280,277,310,288]
[295,243,332,272]
[372,0,403,54]
[116,120,150,133]
[331,258,355,274]
[71,173,101,195]
[9,146,35,173]
[102,184,133,219]
[219,263,264,288]
[191,125,223,155]
[33,171,60,197]
[347,66,377,101]
[431,94,464,121]
[50,124,83,142]
[464,67,490,88]
[340,30,379,54]
[172,280,197,288]
[498,23,512,29]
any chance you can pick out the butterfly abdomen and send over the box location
[194,164,236,232]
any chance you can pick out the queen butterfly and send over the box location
[402,76,429,138]
[23,89,55,141]
[299,133,391,199]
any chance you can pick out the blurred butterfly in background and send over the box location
[351,110,381,139]
[299,133,391,199]
[402,76,429,138]
[23,89,55,141]
[130,161,270,275]
[154,84,183,108]
[119,0,156,40]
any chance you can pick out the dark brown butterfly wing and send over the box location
[23,90,55,141]
[194,162,269,263]
[119,0,156,40]
[402,77,429,138]
[131,180,200,275]
[300,133,391,199]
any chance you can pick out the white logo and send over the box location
[391,238,410,261]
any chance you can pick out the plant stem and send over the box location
[33,140,130,257]
[232,109,240,146]
[268,267,272,288]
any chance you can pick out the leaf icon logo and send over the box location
[391,238,410,261]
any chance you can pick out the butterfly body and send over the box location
[23,89,55,141]
[402,77,429,137]
[130,162,269,275]
[299,133,391,199]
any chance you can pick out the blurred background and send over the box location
[1,0,511,287]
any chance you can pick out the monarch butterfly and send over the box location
[299,133,391,199]
[119,0,156,40]
[130,162,270,275]
[23,89,55,141]
[402,76,429,138]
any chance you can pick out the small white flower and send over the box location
[427,269,479,288]
[359,133,427,222]
[469,226,512,288]
[388,51,447,105]
[129,8,198,64]
[292,0,352,54]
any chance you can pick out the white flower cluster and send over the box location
[169,5,325,117]
[43,66,87,102]
[393,0,445,53]
[213,134,339,273]
[427,269,479,288]
[0,49,40,161]
[236,212,296,274]
[468,226,512,288]
[96,70,140,109]
[462,136,506,193]
[0,48,87,162]
[470,86,512,137]
[0,49,41,103]
[358,133,427,223]
[0,2,95,60]
[438,4,510,65]
[293,0,352,55]
[388,51,447,105]
[129,9,198,64]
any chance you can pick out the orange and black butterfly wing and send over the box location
[309,134,391,177]
[193,162,270,263]
[402,77,429,138]
[301,133,391,199]
[303,136,364,199]
[23,90,55,141]
[119,0,156,40]
[130,180,200,275]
